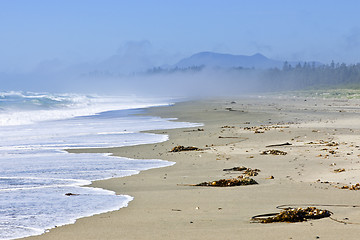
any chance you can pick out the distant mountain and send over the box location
[174,52,318,69]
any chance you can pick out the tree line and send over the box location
[145,61,360,91]
[261,61,360,90]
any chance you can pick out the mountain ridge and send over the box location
[174,51,319,69]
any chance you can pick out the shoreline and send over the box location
[23,96,360,240]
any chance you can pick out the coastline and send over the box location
[22,96,360,240]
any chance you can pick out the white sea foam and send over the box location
[0,92,201,240]
[0,92,171,126]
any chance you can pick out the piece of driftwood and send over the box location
[65,193,79,196]
[218,136,242,139]
[266,142,292,147]
[223,166,247,171]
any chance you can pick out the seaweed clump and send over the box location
[170,145,200,152]
[223,166,261,176]
[340,183,360,190]
[254,207,331,223]
[261,149,287,155]
[326,142,339,147]
[195,176,258,187]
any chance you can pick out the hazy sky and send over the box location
[1,0,360,72]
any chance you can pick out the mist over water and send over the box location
[0,40,321,97]
[0,40,266,97]
[0,70,264,98]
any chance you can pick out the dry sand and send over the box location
[23,96,360,240]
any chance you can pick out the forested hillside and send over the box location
[262,61,360,90]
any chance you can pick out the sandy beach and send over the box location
[22,95,360,240]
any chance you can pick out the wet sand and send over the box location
[23,96,360,240]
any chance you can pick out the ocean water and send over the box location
[0,92,200,240]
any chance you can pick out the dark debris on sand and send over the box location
[195,176,258,187]
[223,166,261,176]
[261,149,287,155]
[170,145,201,152]
[253,207,331,223]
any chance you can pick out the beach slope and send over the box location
[23,97,360,240]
